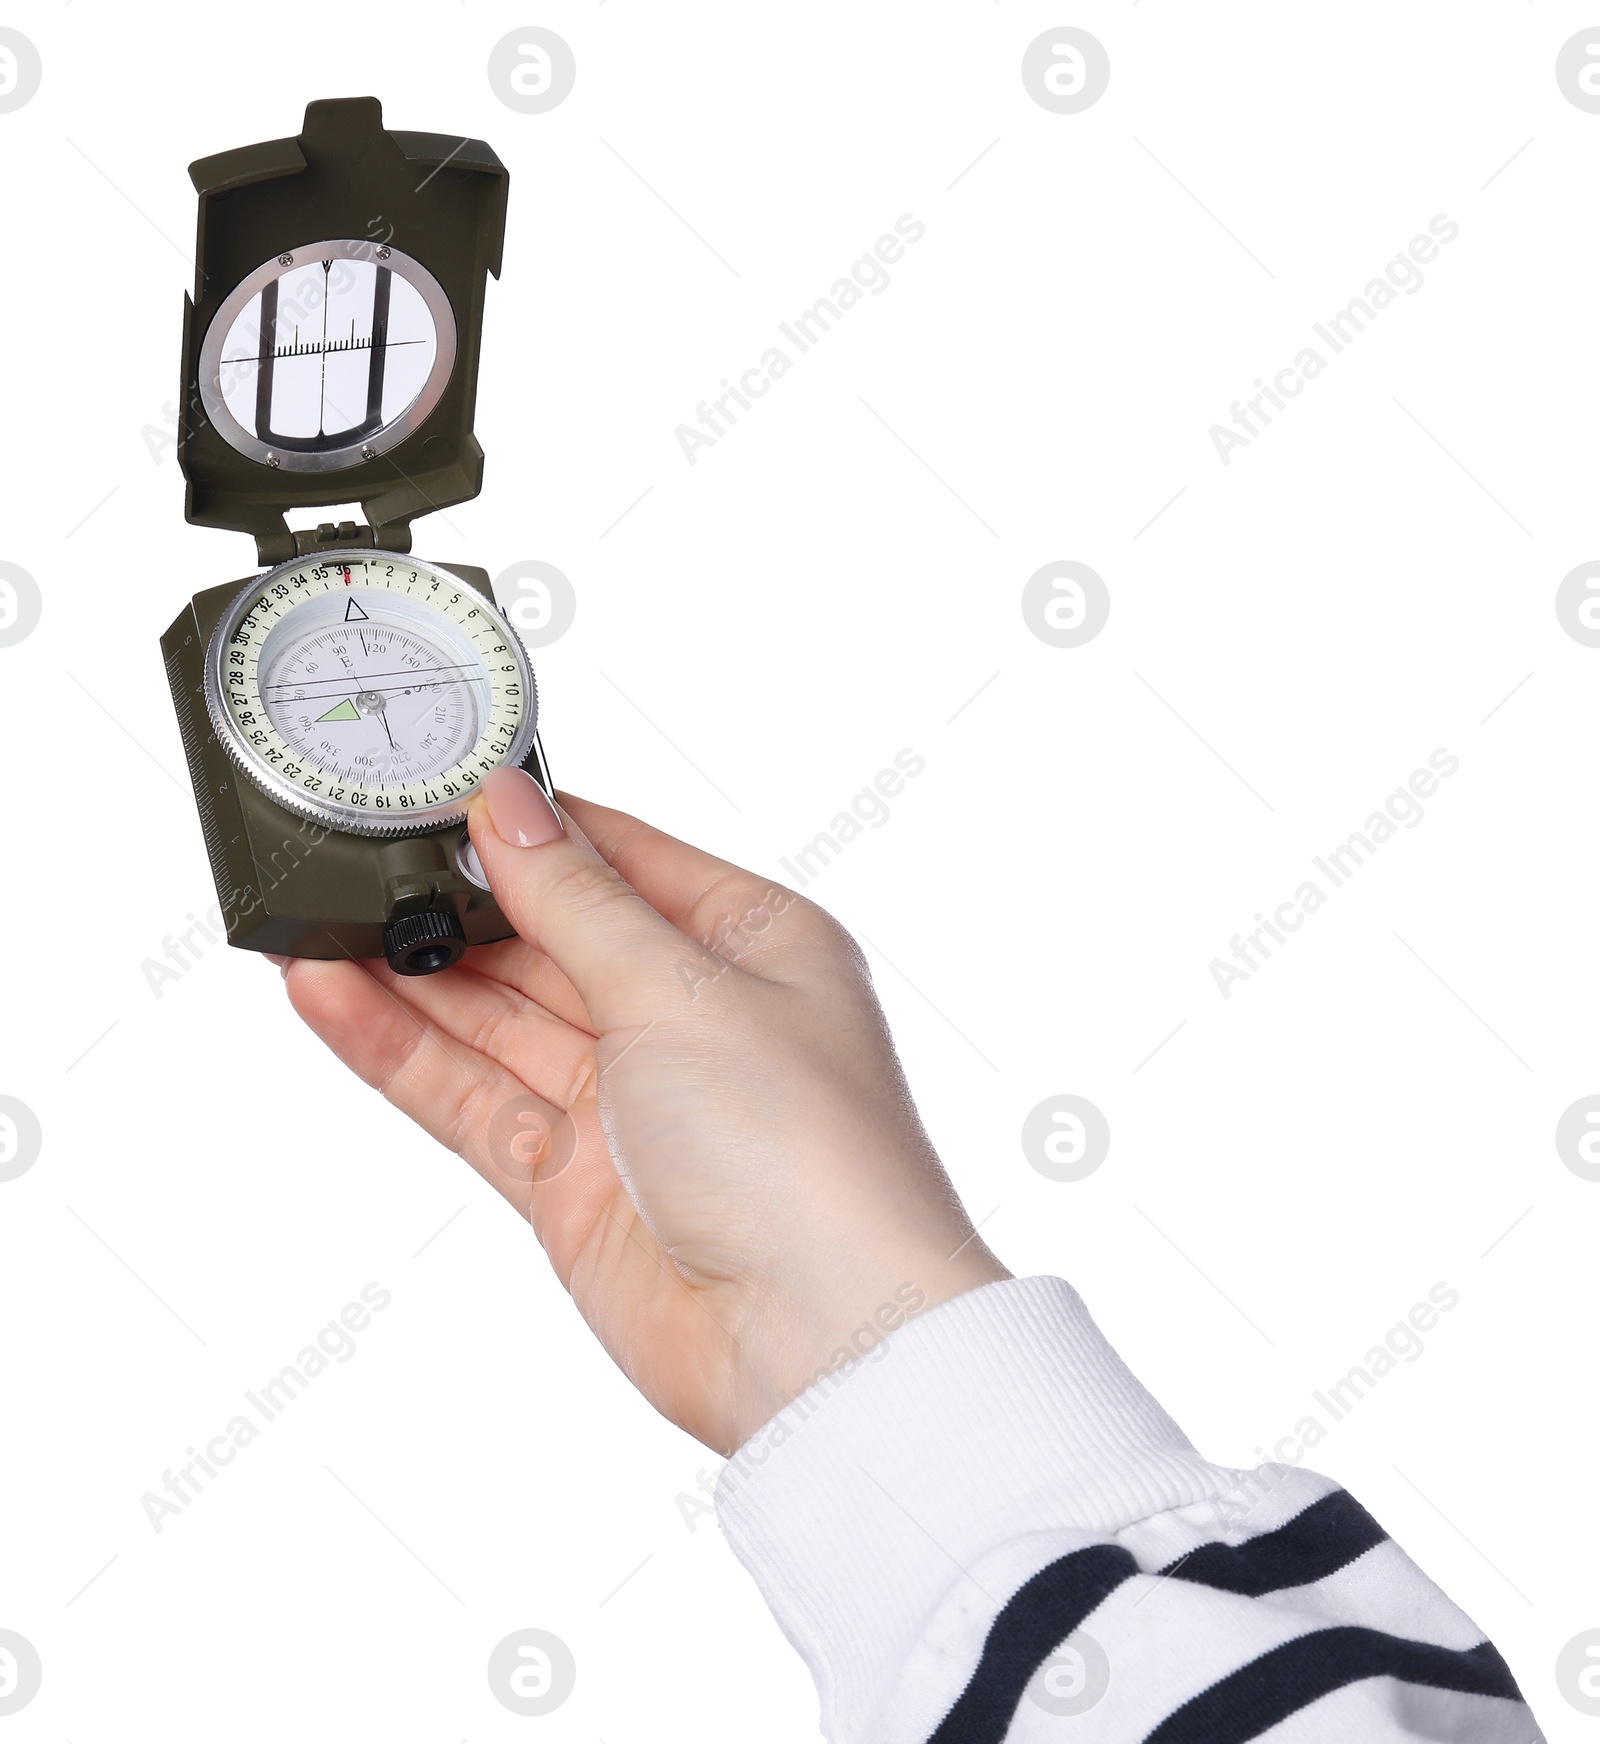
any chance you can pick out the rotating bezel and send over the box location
[201,550,538,839]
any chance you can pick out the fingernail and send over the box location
[263,953,291,979]
[481,767,564,848]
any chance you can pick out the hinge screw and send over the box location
[277,253,293,267]
[376,246,391,261]
[361,444,376,460]
[265,452,280,468]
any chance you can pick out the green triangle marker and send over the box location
[315,698,361,722]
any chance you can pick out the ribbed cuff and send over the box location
[715,1275,1237,1741]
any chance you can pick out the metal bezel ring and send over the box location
[202,549,539,839]
[196,240,458,474]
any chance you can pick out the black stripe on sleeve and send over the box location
[1143,1626,1526,1744]
[1155,1490,1389,1596]
[927,1544,1137,1744]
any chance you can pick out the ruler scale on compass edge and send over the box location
[159,96,553,978]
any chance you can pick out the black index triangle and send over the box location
[344,597,369,622]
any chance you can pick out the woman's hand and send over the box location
[277,770,1008,1454]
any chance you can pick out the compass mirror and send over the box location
[196,239,457,473]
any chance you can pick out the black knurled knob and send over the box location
[384,908,467,977]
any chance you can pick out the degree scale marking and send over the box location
[224,556,526,816]
[237,569,511,794]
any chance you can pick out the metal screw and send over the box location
[277,253,293,267]
[361,444,376,460]
[265,453,280,468]
[376,245,391,261]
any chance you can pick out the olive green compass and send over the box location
[161,97,552,976]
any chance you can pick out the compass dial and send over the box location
[204,552,537,836]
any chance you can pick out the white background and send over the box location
[0,3,1595,1738]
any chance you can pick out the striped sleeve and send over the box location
[714,1276,1544,1744]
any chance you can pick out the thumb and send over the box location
[467,766,689,1031]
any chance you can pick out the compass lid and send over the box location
[179,97,508,566]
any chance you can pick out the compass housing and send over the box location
[162,560,552,966]
[178,96,507,566]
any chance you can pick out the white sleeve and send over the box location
[715,1276,1543,1744]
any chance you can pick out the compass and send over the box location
[161,98,551,977]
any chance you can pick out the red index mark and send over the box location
[339,564,353,586]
